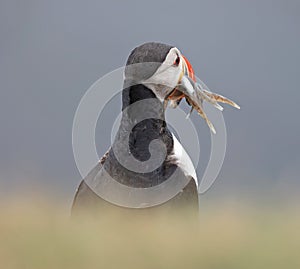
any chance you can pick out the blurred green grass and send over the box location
[0,198,299,269]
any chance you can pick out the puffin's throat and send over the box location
[119,84,173,162]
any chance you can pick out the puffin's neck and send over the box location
[117,84,173,162]
[103,83,176,188]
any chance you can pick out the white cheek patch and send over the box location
[142,48,183,101]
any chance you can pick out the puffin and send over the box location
[71,42,239,216]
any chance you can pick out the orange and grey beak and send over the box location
[181,55,196,82]
[166,55,240,134]
[165,55,196,107]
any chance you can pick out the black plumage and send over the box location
[72,42,199,216]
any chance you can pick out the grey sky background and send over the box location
[1,0,299,206]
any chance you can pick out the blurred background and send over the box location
[1,0,299,207]
[1,1,300,268]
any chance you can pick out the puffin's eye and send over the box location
[173,55,180,66]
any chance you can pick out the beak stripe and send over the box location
[182,55,196,82]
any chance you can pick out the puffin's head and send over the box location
[124,42,196,106]
[124,42,240,133]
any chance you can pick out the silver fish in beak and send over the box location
[165,55,240,134]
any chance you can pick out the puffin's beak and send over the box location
[165,55,196,108]
[165,55,240,134]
